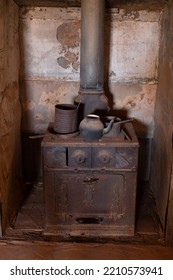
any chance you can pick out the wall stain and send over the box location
[125,91,155,109]
[65,51,78,63]
[123,10,140,20]
[72,61,80,71]
[56,21,80,71]
[127,99,136,108]
[57,57,70,69]
[56,21,80,48]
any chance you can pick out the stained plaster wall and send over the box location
[19,5,162,138]
[0,0,24,230]
[151,0,173,230]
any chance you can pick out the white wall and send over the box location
[19,6,162,137]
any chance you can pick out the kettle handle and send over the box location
[103,118,114,135]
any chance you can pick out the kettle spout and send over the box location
[103,119,114,135]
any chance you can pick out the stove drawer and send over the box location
[68,147,91,167]
[92,147,116,167]
[43,147,67,168]
[68,147,116,168]
[43,146,138,171]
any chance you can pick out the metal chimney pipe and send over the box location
[80,0,105,90]
[75,0,109,118]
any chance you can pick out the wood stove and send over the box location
[42,123,139,238]
[41,0,139,239]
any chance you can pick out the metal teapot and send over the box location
[103,116,133,137]
[79,114,114,141]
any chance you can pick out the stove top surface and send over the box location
[42,122,139,148]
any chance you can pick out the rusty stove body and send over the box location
[42,123,139,238]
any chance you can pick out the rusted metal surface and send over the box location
[42,123,139,238]
[75,0,109,118]
[54,104,78,134]
[75,90,109,121]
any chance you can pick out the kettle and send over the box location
[79,114,114,141]
[104,116,133,137]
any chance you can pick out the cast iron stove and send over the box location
[42,123,139,238]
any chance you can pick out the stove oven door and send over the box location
[44,170,137,237]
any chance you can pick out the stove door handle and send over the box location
[76,217,103,224]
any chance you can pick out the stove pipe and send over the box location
[75,0,109,118]
[80,0,104,89]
